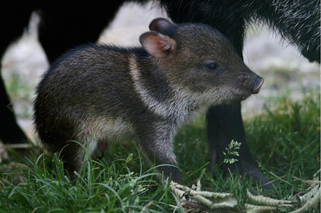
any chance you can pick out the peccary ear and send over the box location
[139,31,176,58]
[149,18,174,32]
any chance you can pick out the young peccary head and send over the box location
[140,18,263,106]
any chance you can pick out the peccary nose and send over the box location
[253,76,264,94]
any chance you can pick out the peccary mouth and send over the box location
[238,93,251,101]
[230,88,252,101]
[252,77,264,94]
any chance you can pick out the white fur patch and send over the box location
[129,55,198,127]
[76,117,133,156]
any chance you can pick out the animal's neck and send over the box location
[129,54,198,125]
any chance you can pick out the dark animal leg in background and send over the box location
[0,3,33,145]
[0,75,28,144]
[207,103,271,188]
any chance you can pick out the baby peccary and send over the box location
[34,18,263,182]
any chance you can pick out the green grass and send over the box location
[0,88,319,212]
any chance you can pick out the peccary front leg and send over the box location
[136,123,182,183]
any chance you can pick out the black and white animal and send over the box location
[34,18,264,182]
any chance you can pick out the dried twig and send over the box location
[289,186,320,213]
[246,189,293,207]
[170,179,320,213]
[244,204,276,213]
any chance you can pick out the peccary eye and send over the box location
[206,62,218,71]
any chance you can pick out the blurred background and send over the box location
[2,1,320,142]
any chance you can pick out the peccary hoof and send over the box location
[222,162,273,190]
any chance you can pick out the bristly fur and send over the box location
[159,0,320,62]
[34,19,264,182]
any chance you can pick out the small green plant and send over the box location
[223,140,242,164]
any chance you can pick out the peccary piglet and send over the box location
[34,18,264,182]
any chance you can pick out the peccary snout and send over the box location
[252,76,264,94]
[236,70,264,99]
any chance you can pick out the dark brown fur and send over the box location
[34,18,263,182]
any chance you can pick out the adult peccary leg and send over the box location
[0,2,33,145]
[0,75,28,144]
[207,103,270,187]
